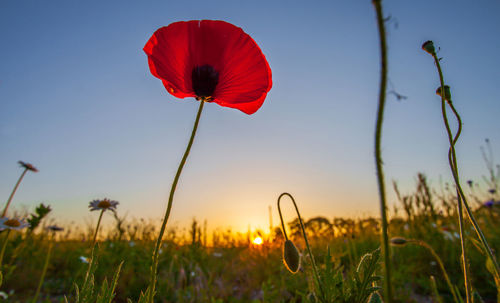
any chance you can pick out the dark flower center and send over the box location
[5,219,21,227]
[97,200,112,209]
[192,65,219,100]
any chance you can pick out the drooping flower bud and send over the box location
[422,40,436,55]
[368,292,384,303]
[473,290,485,303]
[283,239,300,273]
[390,237,408,246]
[436,85,452,102]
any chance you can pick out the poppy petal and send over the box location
[190,21,272,114]
[144,22,195,99]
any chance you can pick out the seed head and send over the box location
[422,40,436,55]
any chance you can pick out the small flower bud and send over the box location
[436,85,452,101]
[390,237,407,246]
[422,40,436,55]
[283,240,300,273]
[368,292,384,303]
[473,290,485,303]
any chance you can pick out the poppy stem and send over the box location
[429,49,500,301]
[277,193,325,300]
[148,99,205,302]
[372,1,393,302]
[2,168,28,218]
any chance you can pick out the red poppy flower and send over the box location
[143,20,272,114]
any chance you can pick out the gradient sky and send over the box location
[1,1,500,234]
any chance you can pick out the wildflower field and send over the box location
[2,1,500,302]
[1,170,500,302]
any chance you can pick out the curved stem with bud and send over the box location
[277,192,324,300]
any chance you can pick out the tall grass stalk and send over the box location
[148,99,205,303]
[372,0,393,301]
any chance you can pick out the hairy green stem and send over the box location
[2,168,28,217]
[433,54,471,303]
[148,99,205,303]
[277,193,325,300]
[372,1,393,301]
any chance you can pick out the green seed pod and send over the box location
[436,85,452,102]
[283,240,300,273]
[422,40,436,55]
[390,237,407,246]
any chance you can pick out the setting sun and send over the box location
[252,236,263,245]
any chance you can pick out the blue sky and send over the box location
[1,1,500,233]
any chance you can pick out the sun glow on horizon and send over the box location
[252,236,263,245]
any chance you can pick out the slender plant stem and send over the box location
[148,99,205,303]
[372,1,393,301]
[2,168,28,217]
[32,234,54,303]
[277,193,325,300]
[0,230,11,268]
[82,209,105,292]
[92,209,105,249]
[433,56,471,303]
[410,240,460,303]
[448,100,500,295]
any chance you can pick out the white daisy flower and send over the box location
[0,217,29,230]
[88,198,119,212]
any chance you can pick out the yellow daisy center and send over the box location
[4,219,21,227]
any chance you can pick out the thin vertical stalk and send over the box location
[32,234,54,303]
[432,55,472,303]
[372,0,393,301]
[148,99,205,303]
[92,209,105,249]
[82,209,105,293]
[0,230,11,268]
[438,83,472,301]
[277,193,324,300]
[2,168,28,217]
